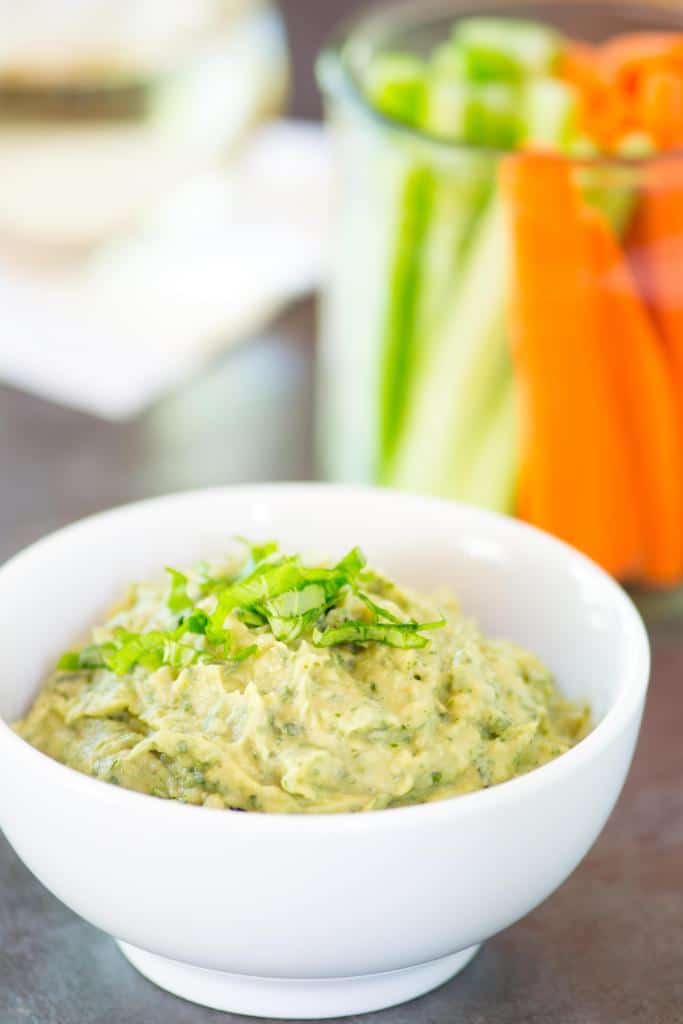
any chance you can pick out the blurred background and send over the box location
[2,0,682,619]
[0,0,362,565]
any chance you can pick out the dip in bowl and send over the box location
[15,537,590,813]
[0,485,649,1018]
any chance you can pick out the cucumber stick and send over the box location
[386,196,510,496]
[378,162,493,465]
[413,165,493,363]
[378,164,435,464]
[318,124,414,483]
[459,375,520,514]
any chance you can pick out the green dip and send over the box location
[15,541,590,813]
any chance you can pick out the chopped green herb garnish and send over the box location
[185,610,209,635]
[105,628,209,675]
[166,568,192,613]
[209,547,367,644]
[312,619,443,650]
[229,643,258,663]
[56,542,445,675]
[56,652,81,671]
[247,539,279,564]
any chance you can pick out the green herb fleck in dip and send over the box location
[14,540,590,813]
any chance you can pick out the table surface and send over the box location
[2,2,683,1022]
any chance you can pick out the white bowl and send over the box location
[0,485,649,1019]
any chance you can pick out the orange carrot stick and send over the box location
[628,157,683,568]
[638,69,683,150]
[599,32,683,92]
[585,206,683,585]
[561,34,683,151]
[559,41,601,92]
[558,42,630,150]
[629,159,683,400]
[500,153,641,576]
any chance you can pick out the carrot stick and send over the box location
[629,159,683,400]
[501,153,641,576]
[585,206,683,585]
[628,157,683,567]
[558,42,629,150]
[599,33,683,92]
[638,69,683,149]
[559,41,601,92]
[561,34,683,151]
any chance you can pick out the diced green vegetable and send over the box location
[451,17,562,81]
[430,41,467,80]
[427,76,523,147]
[365,53,428,125]
[523,78,578,149]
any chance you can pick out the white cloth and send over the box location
[0,0,240,80]
[0,120,330,418]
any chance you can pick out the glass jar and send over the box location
[0,0,288,254]
[317,0,683,592]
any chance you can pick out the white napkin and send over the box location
[0,119,330,419]
[0,0,242,80]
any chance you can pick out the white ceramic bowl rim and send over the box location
[0,484,650,835]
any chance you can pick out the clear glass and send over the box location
[0,0,289,256]
[317,0,683,592]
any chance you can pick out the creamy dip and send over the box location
[15,541,590,813]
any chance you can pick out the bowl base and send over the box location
[117,941,481,1018]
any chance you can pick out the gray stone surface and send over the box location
[1,297,682,1024]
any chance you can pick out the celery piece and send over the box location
[428,76,523,148]
[523,78,578,149]
[365,53,428,125]
[386,196,511,496]
[459,375,520,514]
[430,41,468,80]
[452,17,562,81]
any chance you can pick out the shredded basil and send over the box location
[166,568,192,614]
[312,618,445,650]
[56,541,445,674]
